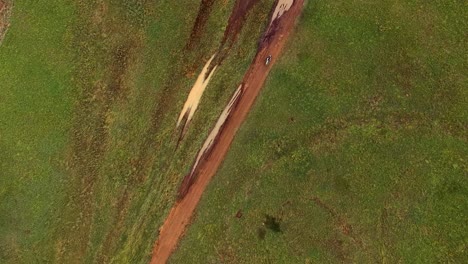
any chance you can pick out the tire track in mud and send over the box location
[125,0,261,202]
[85,1,264,260]
[151,1,305,263]
[177,84,243,199]
[60,41,140,264]
[175,0,260,143]
[220,0,259,48]
[184,0,217,51]
[57,2,146,261]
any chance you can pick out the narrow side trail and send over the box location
[150,1,305,263]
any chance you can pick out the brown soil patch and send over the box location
[178,84,243,199]
[177,0,260,145]
[185,0,217,51]
[57,8,141,258]
[220,0,260,47]
[150,1,305,263]
[0,0,12,45]
[184,0,260,81]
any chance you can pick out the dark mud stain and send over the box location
[185,0,260,52]
[59,9,138,258]
[176,0,287,199]
[175,109,191,148]
[221,0,260,47]
[176,84,244,200]
[214,0,260,67]
[183,0,260,77]
[185,0,217,51]
[259,0,296,49]
[235,209,243,218]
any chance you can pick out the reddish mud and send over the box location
[177,84,243,199]
[220,0,260,47]
[177,0,259,143]
[150,1,304,263]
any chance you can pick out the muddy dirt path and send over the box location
[177,84,243,199]
[150,1,304,263]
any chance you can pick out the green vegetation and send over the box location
[172,0,467,263]
[0,0,277,263]
[1,0,466,263]
[0,1,75,262]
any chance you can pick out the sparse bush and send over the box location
[263,214,281,233]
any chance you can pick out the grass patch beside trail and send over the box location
[0,1,75,262]
[0,0,276,263]
[172,0,467,263]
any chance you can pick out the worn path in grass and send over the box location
[150,0,305,263]
[0,0,12,45]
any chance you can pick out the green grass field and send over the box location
[1,0,466,263]
[0,0,277,262]
[171,0,467,263]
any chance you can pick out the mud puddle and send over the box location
[178,84,243,198]
[270,0,294,26]
[176,54,218,132]
[191,84,243,174]
[151,1,305,263]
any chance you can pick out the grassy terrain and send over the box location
[172,0,467,263]
[0,1,75,262]
[0,0,277,263]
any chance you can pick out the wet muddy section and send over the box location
[178,84,243,199]
[220,0,260,47]
[176,54,218,136]
[151,1,305,262]
[270,0,294,26]
[186,0,260,64]
[0,0,12,45]
[177,0,297,200]
[260,0,294,48]
[215,0,260,65]
[175,0,260,142]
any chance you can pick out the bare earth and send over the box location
[150,1,305,263]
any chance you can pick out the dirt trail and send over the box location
[150,1,305,263]
[178,84,243,199]
[177,0,259,141]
